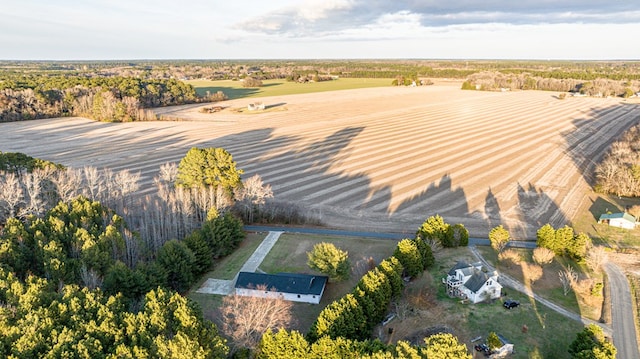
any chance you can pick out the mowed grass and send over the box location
[187,234,593,357]
[572,193,640,247]
[194,232,265,283]
[417,247,586,358]
[258,233,399,332]
[476,246,603,321]
[187,78,392,100]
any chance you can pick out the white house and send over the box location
[598,212,637,229]
[444,261,502,303]
[234,272,328,304]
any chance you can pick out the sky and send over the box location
[1,0,639,60]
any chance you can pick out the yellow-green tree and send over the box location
[307,242,350,281]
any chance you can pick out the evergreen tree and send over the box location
[421,333,472,358]
[569,324,616,359]
[414,237,434,269]
[416,215,450,247]
[307,242,350,281]
[489,225,510,253]
[184,231,213,275]
[393,239,422,278]
[536,223,556,251]
[156,239,196,293]
[448,223,469,247]
[257,329,309,359]
[555,226,575,256]
[377,258,404,298]
[175,147,243,191]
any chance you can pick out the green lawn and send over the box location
[188,233,592,356]
[187,78,392,100]
[572,193,640,247]
[422,247,589,358]
[258,233,399,332]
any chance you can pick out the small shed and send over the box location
[247,102,265,111]
[235,272,328,304]
[598,212,637,229]
[490,334,514,358]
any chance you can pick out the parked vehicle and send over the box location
[474,343,491,356]
[503,299,520,309]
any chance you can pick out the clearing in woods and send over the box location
[2,83,639,238]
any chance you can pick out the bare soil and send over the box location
[3,84,639,239]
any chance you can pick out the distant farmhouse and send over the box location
[444,261,502,303]
[598,212,637,229]
[234,272,328,304]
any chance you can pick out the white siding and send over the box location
[235,288,322,304]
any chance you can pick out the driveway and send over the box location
[604,262,640,359]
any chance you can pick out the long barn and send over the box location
[234,272,328,304]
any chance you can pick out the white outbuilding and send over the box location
[234,272,328,304]
[598,212,637,229]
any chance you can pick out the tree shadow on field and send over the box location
[391,174,469,218]
[484,188,502,229]
[588,196,619,221]
[510,182,568,239]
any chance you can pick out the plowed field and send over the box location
[3,83,639,238]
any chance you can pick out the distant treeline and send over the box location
[462,71,640,97]
[3,60,640,122]
[0,75,225,122]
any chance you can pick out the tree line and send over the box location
[302,216,465,347]
[461,71,639,96]
[595,124,640,198]
[0,147,265,357]
[0,75,225,122]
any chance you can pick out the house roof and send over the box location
[448,261,470,276]
[447,261,483,276]
[235,272,328,296]
[599,212,636,223]
[464,271,490,292]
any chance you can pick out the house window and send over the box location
[313,296,316,298]
[487,280,492,285]
[297,295,301,298]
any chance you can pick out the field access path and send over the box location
[3,85,639,239]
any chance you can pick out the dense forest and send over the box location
[2,60,640,122]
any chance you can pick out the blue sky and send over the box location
[1,0,639,60]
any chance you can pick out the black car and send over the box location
[474,343,491,355]
[503,299,520,309]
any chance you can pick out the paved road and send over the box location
[245,225,640,352]
[605,262,640,359]
[244,225,536,248]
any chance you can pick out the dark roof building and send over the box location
[234,272,328,304]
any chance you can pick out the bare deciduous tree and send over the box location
[158,162,178,183]
[219,286,293,350]
[525,263,543,284]
[0,172,23,219]
[51,168,82,203]
[234,174,273,222]
[532,247,555,266]
[586,246,608,272]
[559,265,578,296]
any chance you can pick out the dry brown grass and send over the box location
[4,85,638,239]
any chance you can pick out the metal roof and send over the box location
[599,212,636,223]
[235,272,328,296]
